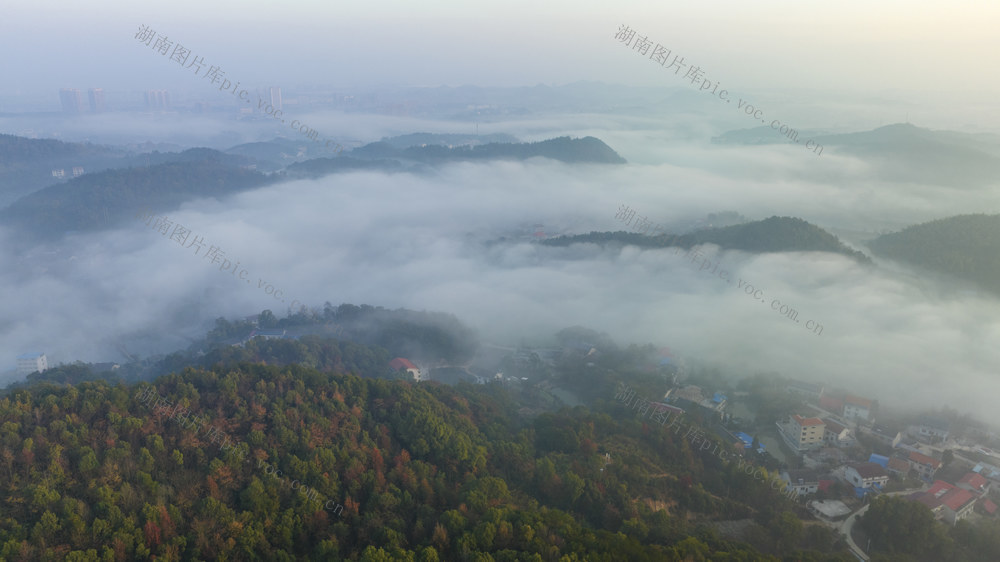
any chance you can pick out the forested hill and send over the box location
[0,356,844,560]
[0,134,129,208]
[346,135,627,165]
[543,216,872,263]
[0,149,273,243]
[868,213,1000,295]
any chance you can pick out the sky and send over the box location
[1,1,1000,424]
[2,0,999,128]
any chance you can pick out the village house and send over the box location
[908,451,942,482]
[778,415,826,452]
[388,357,424,381]
[844,462,889,494]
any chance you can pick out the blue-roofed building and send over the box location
[869,453,890,468]
[735,431,766,453]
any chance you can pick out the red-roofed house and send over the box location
[958,472,990,496]
[926,479,954,497]
[778,415,826,452]
[939,488,977,524]
[908,451,942,481]
[388,358,423,381]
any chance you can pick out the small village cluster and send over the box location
[662,377,999,530]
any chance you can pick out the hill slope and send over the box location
[868,213,1000,295]
[543,216,872,263]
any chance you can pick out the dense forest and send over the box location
[868,214,1000,295]
[0,334,852,560]
[541,216,872,263]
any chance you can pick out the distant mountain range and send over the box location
[869,214,1000,295]
[713,123,1000,186]
[0,135,625,244]
[542,216,872,263]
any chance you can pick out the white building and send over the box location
[782,469,820,496]
[843,394,874,421]
[17,352,47,376]
[845,462,889,490]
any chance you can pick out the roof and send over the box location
[887,457,912,473]
[825,419,848,433]
[908,491,942,510]
[819,395,844,412]
[909,451,942,469]
[982,499,997,514]
[927,480,955,497]
[917,416,949,430]
[849,462,888,479]
[845,394,873,408]
[792,414,825,427]
[940,488,976,511]
[868,454,890,468]
[17,352,44,359]
[785,469,820,484]
[389,358,418,371]
[959,472,988,490]
[652,403,685,415]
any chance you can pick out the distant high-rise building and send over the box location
[88,88,106,112]
[268,86,282,111]
[144,89,170,110]
[59,88,83,113]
